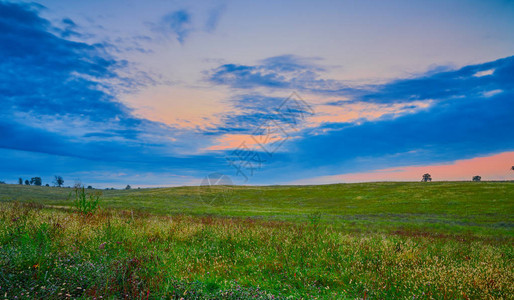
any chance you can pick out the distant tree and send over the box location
[125,185,131,190]
[421,173,432,182]
[30,177,42,186]
[25,180,30,185]
[472,175,481,182]
[0,181,5,184]
[53,176,64,187]
[87,185,93,189]
[45,184,50,187]
[512,166,514,171]
[18,178,23,185]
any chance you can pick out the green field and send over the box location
[0,182,513,299]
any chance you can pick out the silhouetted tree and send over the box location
[30,177,42,186]
[125,185,131,190]
[512,166,514,171]
[472,175,481,182]
[18,178,23,185]
[25,180,30,185]
[45,184,50,187]
[421,173,432,182]
[53,176,64,187]
[87,185,93,189]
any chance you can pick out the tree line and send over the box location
[15,176,64,187]
[9,176,132,190]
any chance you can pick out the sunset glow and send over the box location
[1,0,513,187]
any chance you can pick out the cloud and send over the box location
[0,2,122,121]
[59,17,82,38]
[288,88,514,177]
[207,54,514,106]
[202,55,514,184]
[1,1,512,186]
[207,55,335,90]
[161,9,192,44]
[148,5,226,44]
[0,1,217,168]
[205,5,225,33]
[354,56,514,104]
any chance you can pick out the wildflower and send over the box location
[99,242,106,249]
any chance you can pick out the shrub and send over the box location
[69,186,101,215]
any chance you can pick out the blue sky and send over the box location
[0,0,513,188]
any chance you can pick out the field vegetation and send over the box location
[0,182,512,299]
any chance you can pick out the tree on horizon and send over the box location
[472,175,481,182]
[421,173,432,182]
[53,176,64,187]
[30,177,42,186]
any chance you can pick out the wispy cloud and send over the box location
[205,5,225,33]
[207,55,336,90]
[161,9,192,44]
[148,5,226,44]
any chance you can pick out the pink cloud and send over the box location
[293,151,514,184]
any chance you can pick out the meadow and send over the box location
[0,182,512,299]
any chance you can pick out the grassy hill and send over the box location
[1,181,512,235]
[0,182,512,298]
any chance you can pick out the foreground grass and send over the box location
[0,202,513,299]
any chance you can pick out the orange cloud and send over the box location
[307,101,432,126]
[205,134,261,151]
[121,84,230,130]
[204,132,292,151]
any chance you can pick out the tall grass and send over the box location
[0,202,512,299]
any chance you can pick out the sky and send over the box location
[0,0,513,188]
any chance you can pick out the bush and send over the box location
[69,186,101,215]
